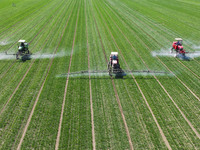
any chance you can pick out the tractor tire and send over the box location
[16,52,19,59]
[170,48,173,53]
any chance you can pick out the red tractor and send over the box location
[170,38,186,57]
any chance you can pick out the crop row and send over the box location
[92,0,200,149]
[0,0,199,149]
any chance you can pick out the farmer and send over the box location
[113,55,117,60]
[175,41,180,50]
[21,42,24,47]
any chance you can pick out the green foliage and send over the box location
[0,0,200,149]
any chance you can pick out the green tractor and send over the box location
[16,40,31,61]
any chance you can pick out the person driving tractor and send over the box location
[176,40,182,50]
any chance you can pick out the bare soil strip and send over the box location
[0,12,60,115]
[91,3,134,150]
[0,1,50,38]
[0,3,47,38]
[5,15,47,53]
[0,60,34,115]
[55,6,80,150]
[94,3,172,149]
[103,4,200,142]
[85,1,96,149]
[1,6,47,40]
[155,77,200,139]
[0,14,55,83]
[176,58,200,79]
[29,16,54,44]
[116,2,200,70]
[104,2,200,102]
[0,34,44,115]
[0,60,16,79]
[3,0,65,55]
[105,1,200,99]
[17,10,73,150]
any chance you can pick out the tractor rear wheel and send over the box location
[170,48,173,53]
[16,52,19,59]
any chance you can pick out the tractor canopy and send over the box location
[110,52,118,60]
[18,40,28,48]
[18,40,26,43]
[111,52,118,56]
[175,38,183,45]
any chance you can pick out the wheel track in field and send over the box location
[0,15,53,80]
[0,17,46,81]
[0,60,16,79]
[0,0,65,80]
[11,1,73,145]
[0,0,52,39]
[4,14,48,53]
[0,15,47,79]
[0,33,48,149]
[1,0,64,52]
[175,58,200,79]
[100,1,200,142]
[114,1,200,65]
[0,2,66,114]
[55,3,80,150]
[107,1,200,79]
[122,80,155,148]
[93,2,172,149]
[103,1,200,102]
[13,1,73,148]
[0,37,43,113]
[0,1,66,80]
[0,0,54,36]
[91,2,134,149]
[85,1,96,149]
[16,5,73,150]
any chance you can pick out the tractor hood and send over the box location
[179,46,183,49]
[112,60,117,64]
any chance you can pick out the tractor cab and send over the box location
[108,52,124,77]
[171,38,189,59]
[174,38,183,46]
[110,52,119,67]
[172,38,184,52]
[16,40,30,60]
[18,40,28,52]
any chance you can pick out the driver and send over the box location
[21,42,25,47]
[176,41,181,50]
[113,55,117,60]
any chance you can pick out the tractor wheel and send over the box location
[170,48,173,53]
[16,52,19,59]
[107,62,111,69]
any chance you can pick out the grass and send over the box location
[0,0,200,149]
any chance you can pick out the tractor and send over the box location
[170,38,189,60]
[59,52,169,78]
[16,40,31,61]
[107,52,125,77]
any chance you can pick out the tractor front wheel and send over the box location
[170,48,174,53]
[16,52,19,59]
